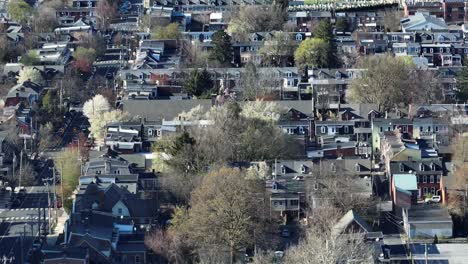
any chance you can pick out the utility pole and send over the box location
[52,168,57,222]
[43,180,52,235]
[20,224,26,264]
[19,149,23,189]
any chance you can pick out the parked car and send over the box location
[425,195,441,203]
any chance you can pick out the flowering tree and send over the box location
[18,68,44,85]
[83,94,111,120]
[241,100,285,122]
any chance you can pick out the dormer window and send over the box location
[281,165,286,174]
[355,163,360,172]
[335,71,341,79]
[438,35,444,42]
[287,72,292,78]
[296,34,302,41]
[431,163,436,171]
[301,165,306,174]
[420,163,425,171]
[400,163,404,172]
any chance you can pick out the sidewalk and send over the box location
[46,209,69,246]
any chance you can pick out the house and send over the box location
[392,174,419,208]
[36,42,72,65]
[403,204,453,238]
[390,160,445,201]
[401,12,449,32]
[404,0,467,24]
[80,155,140,193]
[73,183,159,225]
[332,209,372,237]
[105,126,143,154]
[61,207,151,264]
[306,68,364,106]
[267,160,313,220]
[372,118,413,154]
[5,80,41,108]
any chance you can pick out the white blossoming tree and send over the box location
[83,94,111,121]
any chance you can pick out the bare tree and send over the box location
[95,0,117,30]
[285,207,373,264]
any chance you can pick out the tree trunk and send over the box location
[230,246,235,264]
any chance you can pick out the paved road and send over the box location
[0,187,51,263]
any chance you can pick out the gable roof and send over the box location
[332,209,372,236]
[401,12,448,32]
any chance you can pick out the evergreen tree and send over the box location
[184,69,214,98]
[210,30,233,66]
[456,67,468,102]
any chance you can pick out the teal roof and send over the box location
[394,174,418,191]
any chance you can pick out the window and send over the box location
[430,175,434,183]
[420,126,424,132]
[423,175,427,183]
[403,125,407,133]
[430,48,433,53]
[428,126,431,132]
[420,163,425,171]
[416,176,419,183]
[290,200,299,206]
[431,163,436,171]
[118,208,123,215]
[301,165,306,174]
[295,34,302,41]
[355,163,360,172]
[431,187,435,194]
[344,126,349,133]
[435,126,439,132]
[380,127,383,133]
[437,175,441,183]
[281,165,286,174]
[331,127,335,133]
[423,187,428,194]
[321,126,326,133]
[400,163,404,172]
[135,256,141,264]
[387,127,391,132]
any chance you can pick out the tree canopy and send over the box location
[227,5,286,41]
[294,38,330,69]
[18,68,43,85]
[151,23,181,40]
[54,147,81,198]
[456,67,468,103]
[19,50,39,65]
[210,31,233,66]
[347,54,441,111]
[183,69,214,98]
[8,0,32,23]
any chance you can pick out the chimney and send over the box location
[105,160,111,174]
[465,1,468,23]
